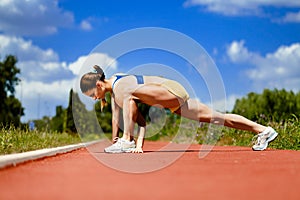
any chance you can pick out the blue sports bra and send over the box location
[112,74,144,90]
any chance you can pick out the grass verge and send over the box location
[147,116,300,151]
[1,116,299,155]
[0,126,82,155]
[217,117,300,150]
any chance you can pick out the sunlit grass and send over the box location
[146,115,300,151]
[0,125,82,155]
[216,116,300,150]
[1,115,299,155]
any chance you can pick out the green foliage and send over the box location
[94,93,113,133]
[0,55,24,126]
[33,117,50,132]
[34,106,65,133]
[233,89,300,122]
[50,106,64,132]
[71,90,104,139]
[64,89,77,133]
[0,55,20,95]
[32,90,105,141]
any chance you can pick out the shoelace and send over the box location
[110,137,124,147]
[253,132,269,146]
[252,135,261,145]
[113,137,120,143]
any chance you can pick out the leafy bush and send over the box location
[233,89,300,122]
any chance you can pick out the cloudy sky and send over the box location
[0,0,299,122]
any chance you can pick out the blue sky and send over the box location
[0,0,300,122]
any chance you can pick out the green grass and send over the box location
[1,116,299,155]
[0,126,82,155]
[215,117,300,150]
[147,116,300,151]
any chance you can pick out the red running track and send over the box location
[0,141,299,200]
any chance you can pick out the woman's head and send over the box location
[80,65,107,110]
[80,65,105,94]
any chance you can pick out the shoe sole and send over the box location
[252,131,278,151]
[104,147,136,154]
[104,149,124,153]
[122,147,136,153]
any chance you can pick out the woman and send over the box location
[80,65,278,153]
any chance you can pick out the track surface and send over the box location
[0,141,299,200]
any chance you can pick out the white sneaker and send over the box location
[104,138,136,153]
[252,127,278,151]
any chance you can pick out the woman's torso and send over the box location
[111,75,168,107]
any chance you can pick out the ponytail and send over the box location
[93,65,105,81]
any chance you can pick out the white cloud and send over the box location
[280,11,300,23]
[184,0,259,16]
[1,33,118,121]
[226,40,255,62]
[80,20,93,31]
[18,61,73,83]
[0,0,74,36]
[206,94,241,112]
[0,34,58,61]
[184,0,300,22]
[226,40,300,92]
[69,53,118,76]
[18,79,73,102]
[0,34,72,83]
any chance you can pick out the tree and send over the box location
[71,90,100,137]
[0,55,24,126]
[50,106,64,132]
[33,116,51,132]
[95,93,113,133]
[64,89,77,133]
[232,89,300,122]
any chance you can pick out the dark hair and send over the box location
[80,65,105,93]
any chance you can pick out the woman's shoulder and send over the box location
[112,72,128,77]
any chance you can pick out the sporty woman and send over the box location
[80,65,278,153]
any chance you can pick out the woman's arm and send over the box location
[111,94,120,141]
[122,95,137,141]
[132,112,146,153]
[132,125,145,153]
[122,95,146,153]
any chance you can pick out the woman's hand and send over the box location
[131,147,143,153]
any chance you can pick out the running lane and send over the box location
[0,141,299,200]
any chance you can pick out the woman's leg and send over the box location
[175,99,266,134]
[133,84,266,133]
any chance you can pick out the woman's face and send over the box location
[85,81,105,100]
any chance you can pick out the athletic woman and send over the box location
[80,65,278,153]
